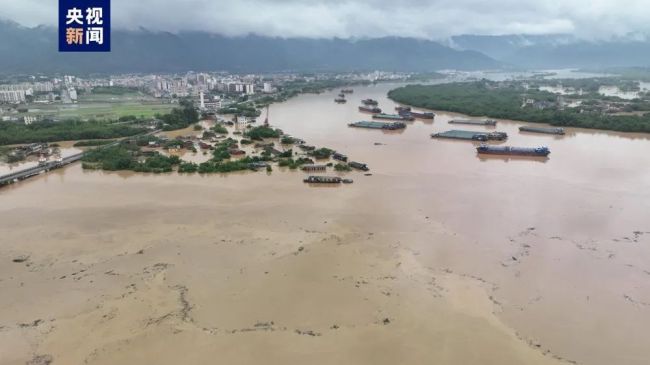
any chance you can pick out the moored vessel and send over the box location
[359,105,382,113]
[409,111,435,119]
[348,121,406,130]
[519,126,565,135]
[432,130,507,141]
[361,98,378,106]
[449,119,497,126]
[373,113,414,121]
[476,145,550,156]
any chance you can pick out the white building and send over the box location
[68,88,78,102]
[0,90,26,103]
[263,82,273,93]
[23,115,39,125]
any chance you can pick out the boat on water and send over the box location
[341,89,354,94]
[476,145,550,156]
[334,97,347,104]
[449,119,497,126]
[338,93,345,97]
[348,121,406,130]
[432,130,507,141]
[359,105,382,113]
[373,113,415,121]
[519,126,565,135]
[405,111,435,119]
[395,106,434,119]
[361,98,379,106]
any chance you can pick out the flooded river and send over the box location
[1,83,649,365]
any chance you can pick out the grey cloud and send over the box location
[0,0,647,40]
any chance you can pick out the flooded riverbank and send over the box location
[1,83,649,365]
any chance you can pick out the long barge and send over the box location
[341,89,354,94]
[334,97,347,103]
[348,121,406,130]
[476,145,550,156]
[361,98,378,106]
[359,105,382,113]
[373,113,415,121]
[519,126,565,135]
[404,111,435,119]
[449,119,497,126]
[432,130,507,141]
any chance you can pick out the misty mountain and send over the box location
[452,34,650,69]
[0,20,500,75]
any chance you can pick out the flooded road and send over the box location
[1,83,649,365]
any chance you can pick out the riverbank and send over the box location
[388,81,650,133]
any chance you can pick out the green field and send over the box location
[19,92,174,120]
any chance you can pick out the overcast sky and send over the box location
[1,0,647,40]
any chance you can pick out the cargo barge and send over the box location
[449,119,497,126]
[519,126,565,135]
[476,145,550,156]
[334,97,347,103]
[348,121,406,130]
[396,106,434,119]
[359,105,382,113]
[432,130,507,141]
[304,176,353,184]
[406,111,435,119]
[373,113,415,121]
[341,89,354,94]
[361,98,379,106]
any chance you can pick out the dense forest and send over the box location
[388,81,650,133]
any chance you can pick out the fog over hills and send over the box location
[3,18,650,74]
[451,34,650,69]
[0,20,500,75]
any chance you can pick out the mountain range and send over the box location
[0,20,498,75]
[451,34,650,69]
[3,19,650,74]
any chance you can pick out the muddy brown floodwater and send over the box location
[1,83,649,365]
